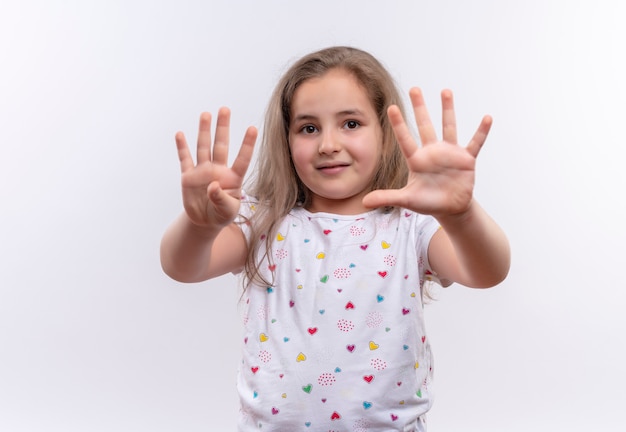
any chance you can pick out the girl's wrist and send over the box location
[184,214,224,239]
[433,200,476,229]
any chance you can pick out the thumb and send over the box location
[206,181,240,225]
[362,189,406,209]
[206,181,237,210]
[206,181,224,202]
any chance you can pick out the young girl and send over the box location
[161,46,510,431]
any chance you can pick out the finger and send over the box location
[409,87,437,145]
[207,180,239,218]
[207,180,226,203]
[212,107,231,165]
[231,126,258,179]
[196,112,212,164]
[387,105,419,160]
[175,131,195,173]
[466,115,493,158]
[362,188,408,210]
[441,89,458,145]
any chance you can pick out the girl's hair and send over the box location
[242,46,409,288]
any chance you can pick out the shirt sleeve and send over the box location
[235,191,257,243]
[412,212,452,288]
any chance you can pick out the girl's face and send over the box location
[288,68,383,215]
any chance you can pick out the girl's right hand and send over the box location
[175,108,258,230]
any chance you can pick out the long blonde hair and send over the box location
[243,46,409,288]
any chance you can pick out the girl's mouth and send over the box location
[317,163,349,175]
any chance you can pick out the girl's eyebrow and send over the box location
[292,113,317,122]
[336,109,365,117]
[293,109,366,122]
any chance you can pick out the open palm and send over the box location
[363,88,492,217]
[176,108,257,228]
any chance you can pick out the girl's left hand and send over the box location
[363,88,492,218]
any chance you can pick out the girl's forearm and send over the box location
[434,201,510,288]
[160,213,221,283]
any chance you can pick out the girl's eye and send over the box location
[344,120,360,129]
[301,125,318,134]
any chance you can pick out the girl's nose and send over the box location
[318,130,341,154]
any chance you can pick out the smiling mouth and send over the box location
[317,162,349,173]
[317,162,350,169]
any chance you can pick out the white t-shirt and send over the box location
[237,197,442,431]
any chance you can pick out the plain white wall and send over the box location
[1,0,625,430]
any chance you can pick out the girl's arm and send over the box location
[363,88,510,287]
[160,108,257,283]
[160,215,247,283]
[428,200,510,288]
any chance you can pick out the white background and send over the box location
[1,0,625,430]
